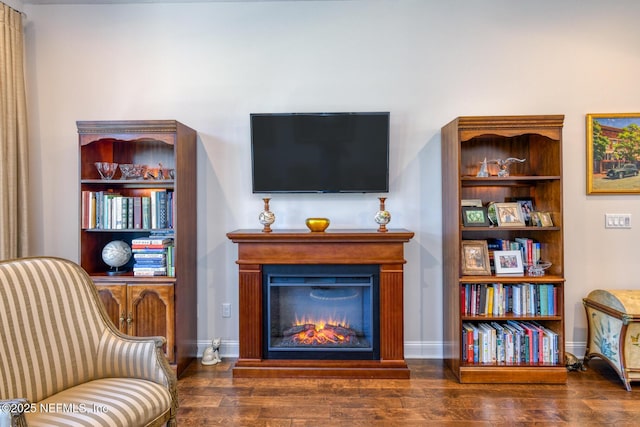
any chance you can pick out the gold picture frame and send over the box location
[494,202,526,227]
[461,240,491,276]
[532,211,554,227]
[587,113,640,194]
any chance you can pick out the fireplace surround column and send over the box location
[227,228,414,379]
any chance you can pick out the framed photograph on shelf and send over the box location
[461,240,491,276]
[587,113,640,195]
[506,197,535,226]
[461,199,483,207]
[532,211,554,227]
[494,250,524,275]
[495,202,526,227]
[461,206,490,227]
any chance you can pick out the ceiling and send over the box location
[23,0,326,3]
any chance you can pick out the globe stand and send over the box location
[106,266,129,276]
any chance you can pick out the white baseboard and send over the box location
[197,340,587,360]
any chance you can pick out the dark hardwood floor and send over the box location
[177,358,638,426]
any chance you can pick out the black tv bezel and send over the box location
[250,111,390,194]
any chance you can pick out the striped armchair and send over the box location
[0,257,177,427]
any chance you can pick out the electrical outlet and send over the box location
[605,213,631,229]
[222,303,231,318]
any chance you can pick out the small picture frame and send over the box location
[461,240,491,276]
[461,206,490,227]
[461,199,483,207]
[506,197,535,226]
[532,211,554,227]
[494,250,524,275]
[495,202,526,227]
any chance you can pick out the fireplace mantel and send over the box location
[227,228,414,379]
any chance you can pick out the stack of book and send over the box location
[131,234,175,276]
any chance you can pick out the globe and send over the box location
[102,240,132,273]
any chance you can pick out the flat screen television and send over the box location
[250,112,390,193]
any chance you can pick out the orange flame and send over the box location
[289,315,354,345]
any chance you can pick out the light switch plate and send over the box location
[222,303,231,318]
[605,213,631,229]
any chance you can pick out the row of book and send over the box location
[487,237,540,266]
[462,320,560,365]
[461,283,558,316]
[81,190,174,230]
[131,234,175,277]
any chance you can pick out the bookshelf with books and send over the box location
[78,120,197,376]
[441,115,566,383]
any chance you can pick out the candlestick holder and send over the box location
[374,197,391,232]
[259,198,275,233]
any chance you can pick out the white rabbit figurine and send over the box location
[201,338,222,365]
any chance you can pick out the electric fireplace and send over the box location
[264,264,379,360]
[227,228,414,379]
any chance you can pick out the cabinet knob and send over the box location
[126,312,133,329]
[119,312,126,328]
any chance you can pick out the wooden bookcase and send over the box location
[78,120,197,377]
[441,115,567,383]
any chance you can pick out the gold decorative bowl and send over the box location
[305,217,330,232]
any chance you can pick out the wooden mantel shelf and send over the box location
[227,228,415,241]
[227,228,414,379]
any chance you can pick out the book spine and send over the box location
[142,196,151,229]
[127,196,134,229]
[150,190,157,229]
[157,190,168,229]
[95,191,103,229]
[133,196,142,229]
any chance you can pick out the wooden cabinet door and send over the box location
[96,283,128,333]
[127,284,175,362]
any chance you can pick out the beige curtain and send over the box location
[0,3,28,260]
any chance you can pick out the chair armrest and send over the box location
[0,399,29,427]
[96,330,177,405]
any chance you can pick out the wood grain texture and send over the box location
[79,120,198,377]
[442,115,566,384]
[228,229,414,378]
[177,358,639,426]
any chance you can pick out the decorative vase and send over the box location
[374,197,391,232]
[259,198,275,233]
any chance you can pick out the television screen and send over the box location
[251,112,389,193]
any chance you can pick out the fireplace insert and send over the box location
[263,264,380,360]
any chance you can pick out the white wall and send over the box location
[23,0,640,357]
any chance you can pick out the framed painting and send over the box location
[461,240,491,276]
[587,113,640,194]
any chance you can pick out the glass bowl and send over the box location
[95,162,118,180]
[130,164,148,180]
[119,163,135,180]
[525,260,552,277]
